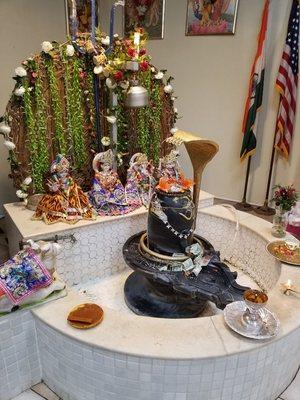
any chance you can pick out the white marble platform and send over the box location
[31,207,300,400]
[2,202,300,400]
[4,190,215,286]
[3,190,214,241]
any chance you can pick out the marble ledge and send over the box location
[32,259,300,361]
[4,190,214,240]
[200,205,299,245]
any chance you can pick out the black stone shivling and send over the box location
[123,232,249,319]
[147,189,195,256]
[123,181,249,319]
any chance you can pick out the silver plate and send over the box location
[224,301,280,340]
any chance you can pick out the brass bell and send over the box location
[125,80,149,108]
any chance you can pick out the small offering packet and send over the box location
[0,248,52,305]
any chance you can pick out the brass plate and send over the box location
[266,241,300,266]
[67,303,104,329]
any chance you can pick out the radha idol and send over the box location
[33,155,94,224]
[89,149,136,216]
[125,153,156,208]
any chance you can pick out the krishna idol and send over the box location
[33,155,95,224]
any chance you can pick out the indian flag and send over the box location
[240,0,269,161]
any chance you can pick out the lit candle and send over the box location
[281,279,296,296]
[134,32,141,57]
[286,279,293,289]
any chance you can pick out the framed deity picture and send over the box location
[65,0,99,37]
[124,0,166,40]
[186,0,239,36]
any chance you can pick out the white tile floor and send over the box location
[10,370,300,400]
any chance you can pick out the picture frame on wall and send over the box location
[65,0,99,37]
[124,0,166,40]
[186,0,239,36]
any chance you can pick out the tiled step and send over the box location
[280,367,300,400]
[12,383,60,400]
[31,383,60,400]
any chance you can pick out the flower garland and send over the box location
[3,31,176,195]
[44,55,67,154]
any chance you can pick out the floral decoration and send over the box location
[272,184,299,213]
[2,28,177,195]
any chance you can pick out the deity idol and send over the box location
[157,149,193,193]
[89,149,135,216]
[33,155,94,224]
[190,0,229,34]
[125,153,156,208]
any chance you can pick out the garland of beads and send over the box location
[34,64,49,191]
[45,56,67,154]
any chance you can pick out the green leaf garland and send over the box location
[115,89,129,154]
[150,80,162,164]
[23,75,44,192]
[70,58,86,169]
[34,63,49,191]
[45,56,66,154]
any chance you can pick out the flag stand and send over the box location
[255,133,276,216]
[234,156,254,211]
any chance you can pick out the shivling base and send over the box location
[124,271,206,318]
[123,232,250,318]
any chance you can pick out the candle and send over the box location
[286,279,293,289]
[134,32,141,57]
[134,32,141,46]
[107,1,125,55]
[281,279,297,296]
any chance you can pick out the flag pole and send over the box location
[256,0,300,215]
[255,105,280,216]
[234,156,253,211]
[235,0,269,212]
[255,140,276,216]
